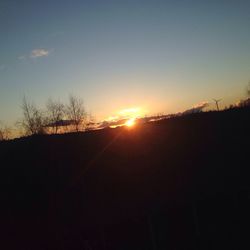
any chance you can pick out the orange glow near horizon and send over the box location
[106,107,144,121]
[125,118,136,127]
[105,107,142,129]
[118,107,141,117]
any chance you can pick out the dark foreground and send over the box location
[0,108,249,250]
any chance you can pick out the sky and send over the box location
[1,0,250,126]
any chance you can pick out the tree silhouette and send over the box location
[21,97,46,135]
[247,81,250,97]
[0,122,11,141]
[66,95,86,132]
[46,98,65,134]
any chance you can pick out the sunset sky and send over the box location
[1,0,250,126]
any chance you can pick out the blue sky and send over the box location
[1,0,250,125]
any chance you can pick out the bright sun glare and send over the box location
[125,118,135,127]
[106,107,144,128]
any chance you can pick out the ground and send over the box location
[0,107,249,250]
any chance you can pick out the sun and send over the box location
[125,118,135,127]
[105,106,145,129]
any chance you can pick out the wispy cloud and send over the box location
[30,48,49,58]
[193,101,209,110]
[183,101,209,114]
[18,48,51,61]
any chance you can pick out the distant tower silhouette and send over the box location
[213,99,222,111]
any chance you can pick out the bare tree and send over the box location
[46,98,65,134]
[0,122,11,141]
[21,97,46,135]
[0,129,3,141]
[66,95,86,132]
[247,81,250,97]
[237,82,250,108]
[0,122,4,141]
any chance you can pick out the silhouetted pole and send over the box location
[213,99,222,111]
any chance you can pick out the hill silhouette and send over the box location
[0,107,249,250]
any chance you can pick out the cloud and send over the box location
[18,48,51,61]
[30,48,49,58]
[182,101,209,115]
[97,118,131,129]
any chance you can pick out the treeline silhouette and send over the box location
[19,95,91,136]
[0,95,94,141]
[1,82,250,141]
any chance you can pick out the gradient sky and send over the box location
[1,0,250,125]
